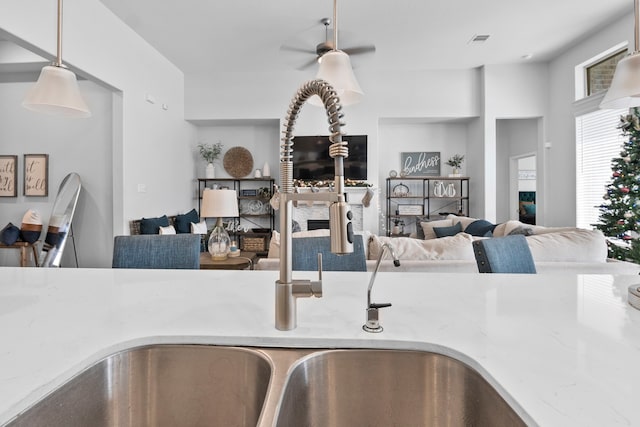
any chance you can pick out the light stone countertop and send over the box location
[1,267,640,426]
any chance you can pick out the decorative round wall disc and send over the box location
[223,146,254,178]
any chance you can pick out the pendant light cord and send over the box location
[635,0,639,53]
[333,0,338,51]
[55,0,63,66]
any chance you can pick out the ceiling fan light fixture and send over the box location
[310,50,363,106]
[310,0,364,106]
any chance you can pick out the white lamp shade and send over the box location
[600,52,640,109]
[23,65,91,118]
[310,50,364,106]
[201,189,239,218]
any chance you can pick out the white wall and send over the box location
[185,62,555,229]
[0,80,113,267]
[496,118,539,223]
[378,121,469,233]
[547,13,632,226]
[186,67,481,234]
[0,0,198,243]
[2,0,626,250]
[194,121,281,182]
[481,63,549,223]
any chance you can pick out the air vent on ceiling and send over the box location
[469,34,490,44]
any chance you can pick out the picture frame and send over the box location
[518,169,536,180]
[0,155,18,197]
[241,189,258,197]
[397,204,424,215]
[24,154,49,197]
[401,152,441,177]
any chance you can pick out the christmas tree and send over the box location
[595,108,640,263]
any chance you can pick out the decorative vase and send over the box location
[205,163,215,179]
[262,161,271,177]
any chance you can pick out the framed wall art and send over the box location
[401,152,441,177]
[24,154,49,197]
[0,155,18,197]
[397,204,424,215]
[518,169,536,180]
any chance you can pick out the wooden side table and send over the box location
[0,241,40,267]
[199,252,258,270]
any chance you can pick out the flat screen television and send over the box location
[291,135,367,181]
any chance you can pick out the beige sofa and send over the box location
[255,215,640,274]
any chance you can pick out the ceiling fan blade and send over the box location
[343,45,376,56]
[280,45,316,55]
[297,57,319,71]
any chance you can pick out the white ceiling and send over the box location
[97,0,631,74]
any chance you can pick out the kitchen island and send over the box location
[1,267,639,426]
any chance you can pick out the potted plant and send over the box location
[198,142,223,178]
[392,218,405,235]
[446,154,464,177]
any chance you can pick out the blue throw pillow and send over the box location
[174,209,200,234]
[464,219,496,237]
[1,223,20,245]
[523,204,536,215]
[140,215,170,235]
[433,222,462,238]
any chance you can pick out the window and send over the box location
[586,50,626,96]
[576,108,626,229]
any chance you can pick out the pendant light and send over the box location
[600,0,640,109]
[310,0,364,106]
[23,0,91,118]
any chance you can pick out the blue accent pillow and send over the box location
[433,222,462,238]
[464,219,496,237]
[523,204,536,215]
[1,223,20,245]
[140,215,170,235]
[174,209,200,234]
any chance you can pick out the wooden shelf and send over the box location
[386,177,470,237]
[197,178,275,254]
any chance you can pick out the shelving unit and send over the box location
[386,177,470,236]
[197,178,275,256]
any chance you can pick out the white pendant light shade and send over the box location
[310,50,364,106]
[600,52,640,109]
[23,65,91,118]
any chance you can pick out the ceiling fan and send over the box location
[280,18,376,71]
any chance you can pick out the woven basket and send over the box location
[242,237,265,252]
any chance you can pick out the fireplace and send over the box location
[308,219,330,230]
[291,187,373,232]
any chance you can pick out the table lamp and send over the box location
[201,189,239,260]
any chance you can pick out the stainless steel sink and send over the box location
[274,349,527,427]
[5,345,272,427]
[5,346,529,427]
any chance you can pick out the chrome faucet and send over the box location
[363,243,400,333]
[275,79,354,331]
